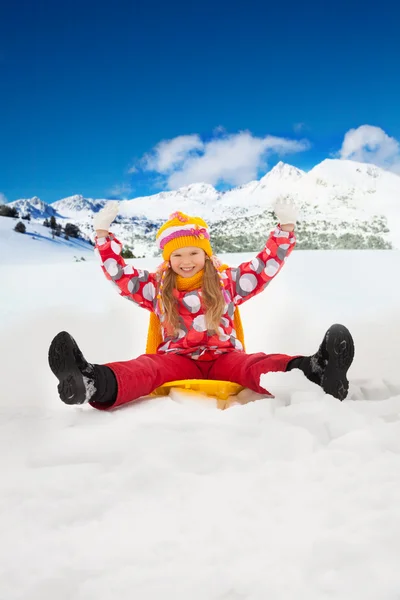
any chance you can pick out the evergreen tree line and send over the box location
[42,215,82,241]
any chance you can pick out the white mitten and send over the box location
[273,196,298,225]
[93,201,119,232]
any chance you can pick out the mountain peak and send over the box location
[176,182,218,196]
[261,162,305,183]
[9,196,56,217]
[51,195,106,217]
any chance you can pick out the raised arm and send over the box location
[226,197,298,306]
[93,201,158,313]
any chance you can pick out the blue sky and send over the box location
[1,0,400,204]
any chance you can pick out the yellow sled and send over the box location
[152,379,245,410]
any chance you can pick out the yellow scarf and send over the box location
[145,267,245,354]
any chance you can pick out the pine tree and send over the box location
[121,247,135,258]
[65,223,80,238]
[14,221,26,233]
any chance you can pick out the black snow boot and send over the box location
[286,324,355,401]
[48,331,117,406]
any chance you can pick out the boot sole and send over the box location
[48,332,87,405]
[322,324,355,401]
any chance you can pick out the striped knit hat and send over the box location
[156,211,213,261]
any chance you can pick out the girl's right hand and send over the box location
[93,201,119,234]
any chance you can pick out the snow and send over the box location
[1,233,400,599]
[0,216,95,264]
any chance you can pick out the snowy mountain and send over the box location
[9,196,57,219]
[5,158,400,257]
[259,161,305,183]
[51,194,108,218]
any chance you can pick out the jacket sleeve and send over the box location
[225,227,296,306]
[95,234,158,313]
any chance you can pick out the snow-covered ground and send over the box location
[1,240,400,599]
[0,216,95,264]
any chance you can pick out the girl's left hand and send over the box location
[273,196,298,229]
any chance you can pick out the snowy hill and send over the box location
[0,216,95,263]
[6,158,400,257]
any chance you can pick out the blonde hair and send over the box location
[160,258,225,335]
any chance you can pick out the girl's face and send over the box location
[170,246,206,277]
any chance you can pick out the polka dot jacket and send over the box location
[95,227,296,360]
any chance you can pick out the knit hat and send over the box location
[156,211,213,261]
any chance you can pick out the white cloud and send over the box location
[108,183,132,198]
[339,125,400,174]
[142,135,204,174]
[137,130,310,189]
[0,193,7,205]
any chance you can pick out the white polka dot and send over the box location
[238,273,257,293]
[123,264,134,275]
[193,314,207,332]
[127,278,139,294]
[158,341,171,352]
[137,269,148,280]
[143,282,156,301]
[104,258,119,277]
[183,293,201,313]
[265,259,280,277]
[234,338,243,350]
[111,240,121,255]
[217,327,230,342]
[250,258,260,271]
[97,237,107,246]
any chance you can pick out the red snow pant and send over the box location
[91,351,295,410]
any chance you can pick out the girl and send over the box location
[48,199,354,409]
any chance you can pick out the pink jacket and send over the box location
[95,227,296,360]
